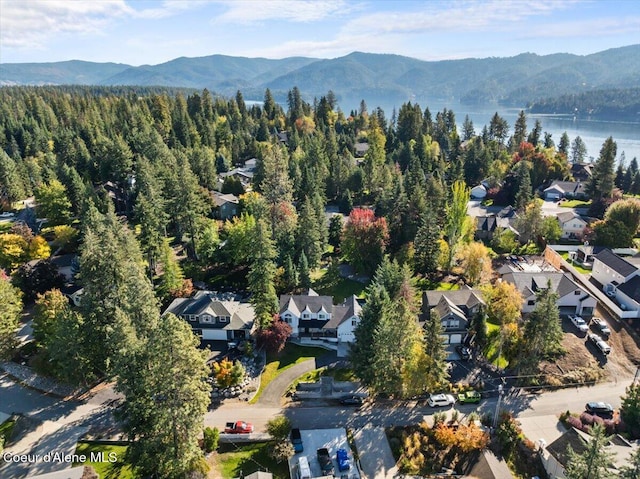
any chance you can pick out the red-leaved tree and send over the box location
[256,315,292,355]
[341,208,389,275]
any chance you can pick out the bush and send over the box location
[559,410,571,424]
[203,427,219,453]
[266,416,291,440]
[580,412,596,426]
[567,416,584,431]
[603,419,616,435]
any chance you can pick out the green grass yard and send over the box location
[72,442,133,479]
[559,252,592,275]
[250,344,329,404]
[559,199,591,208]
[0,416,16,445]
[311,267,366,303]
[217,442,289,479]
[485,322,509,369]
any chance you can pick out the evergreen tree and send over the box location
[558,132,570,157]
[328,214,343,250]
[413,213,441,278]
[248,219,278,328]
[157,239,185,301]
[296,197,323,268]
[619,446,640,479]
[0,151,26,205]
[519,281,563,374]
[571,136,588,163]
[511,110,527,151]
[422,309,450,391]
[514,163,533,210]
[116,314,211,479]
[565,424,615,479]
[298,251,311,290]
[587,137,617,199]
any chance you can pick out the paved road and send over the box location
[353,426,397,479]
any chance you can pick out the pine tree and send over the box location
[116,314,211,479]
[565,424,615,479]
[157,239,185,300]
[587,137,617,199]
[248,219,278,328]
[298,251,311,290]
[413,213,441,278]
[422,309,450,391]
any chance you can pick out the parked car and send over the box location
[290,428,303,453]
[428,393,456,407]
[336,448,350,471]
[591,317,611,337]
[338,395,363,406]
[317,448,334,476]
[224,421,254,433]
[457,390,482,404]
[456,345,472,361]
[588,333,611,355]
[569,314,589,334]
[585,402,614,418]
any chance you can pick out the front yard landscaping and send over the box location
[559,199,591,208]
[250,343,330,404]
[216,442,289,479]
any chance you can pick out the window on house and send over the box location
[302,313,310,319]
[201,315,211,323]
[527,300,535,306]
[318,313,325,319]
[219,316,229,322]
[574,290,581,295]
[351,320,358,326]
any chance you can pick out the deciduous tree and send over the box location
[342,208,389,275]
[256,316,292,355]
[444,181,470,271]
[35,179,72,226]
[0,270,21,359]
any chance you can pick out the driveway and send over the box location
[353,425,397,479]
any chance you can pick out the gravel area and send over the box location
[0,361,79,398]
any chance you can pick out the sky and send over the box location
[1,0,639,65]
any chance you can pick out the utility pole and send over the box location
[493,384,504,429]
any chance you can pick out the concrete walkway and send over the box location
[353,425,397,479]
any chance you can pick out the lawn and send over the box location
[250,343,329,404]
[559,199,591,208]
[73,441,133,479]
[217,442,289,479]
[0,417,16,444]
[435,282,461,291]
[559,252,592,275]
[289,366,357,391]
[484,322,509,369]
[311,267,366,303]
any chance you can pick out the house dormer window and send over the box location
[201,315,212,323]
[318,313,325,320]
[220,316,229,322]
[574,290,581,295]
[302,313,310,319]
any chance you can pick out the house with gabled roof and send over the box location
[420,288,485,345]
[592,248,640,315]
[163,291,255,341]
[279,289,362,342]
[543,181,588,201]
[556,210,588,240]
[500,271,596,316]
[211,191,239,220]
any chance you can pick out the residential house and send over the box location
[474,207,518,241]
[574,244,606,267]
[570,162,593,183]
[279,289,362,342]
[420,288,485,345]
[62,284,84,307]
[219,167,254,189]
[543,181,588,201]
[592,248,640,313]
[540,427,635,478]
[500,271,596,316]
[556,211,588,240]
[276,131,288,143]
[354,142,369,157]
[163,291,255,341]
[211,191,239,220]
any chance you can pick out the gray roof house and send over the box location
[500,271,596,316]
[164,291,255,341]
[543,181,588,200]
[592,248,640,316]
[211,191,239,220]
[421,288,485,346]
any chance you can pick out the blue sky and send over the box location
[1,0,639,65]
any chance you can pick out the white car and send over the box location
[569,315,589,333]
[428,393,456,407]
[591,317,611,337]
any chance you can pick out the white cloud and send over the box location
[213,0,352,24]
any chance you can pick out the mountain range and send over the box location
[1,45,639,110]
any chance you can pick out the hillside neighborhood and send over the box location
[1,82,640,479]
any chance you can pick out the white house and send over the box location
[500,271,596,316]
[592,249,640,314]
[279,289,362,343]
[164,291,255,341]
[556,211,588,240]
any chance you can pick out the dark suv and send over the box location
[317,448,334,476]
[585,402,614,418]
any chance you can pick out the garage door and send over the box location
[449,334,463,344]
[202,329,228,340]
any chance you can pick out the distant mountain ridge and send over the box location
[1,45,639,110]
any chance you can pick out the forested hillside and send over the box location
[2,45,639,116]
[529,88,640,121]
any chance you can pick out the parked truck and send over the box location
[316,448,334,476]
[290,428,303,453]
[224,421,254,433]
